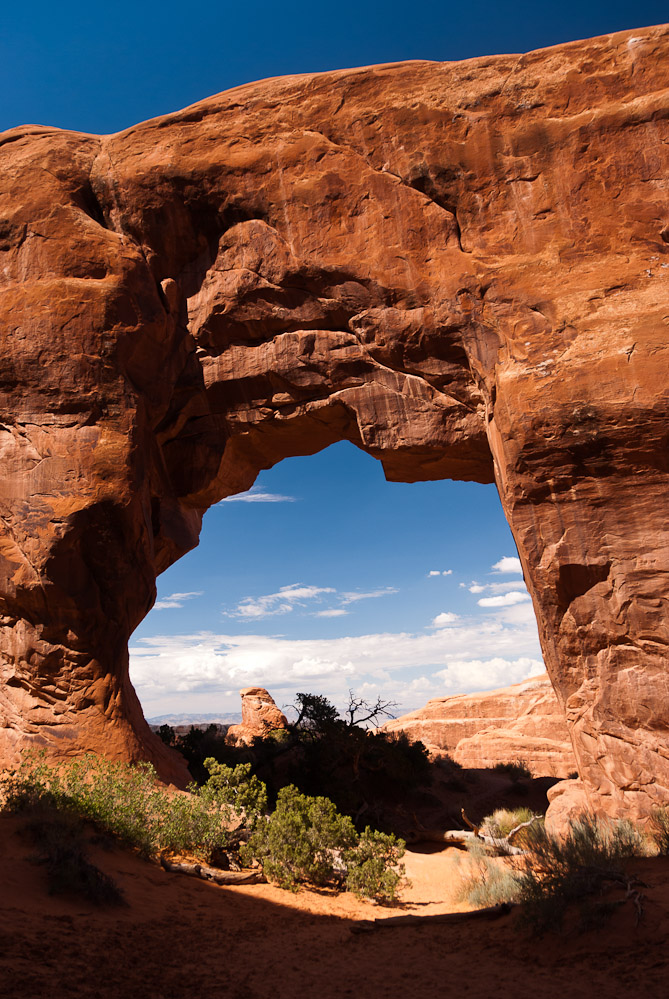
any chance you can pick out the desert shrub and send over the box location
[456,838,522,908]
[242,784,357,890]
[492,759,532,781]
[649,806,669,855]
[23,806,124,906]
[458,813,648,930]
[199,758,267,827]
[184,691,432,829]
[242,785,406,902]
[1,752,253,861]
[515,814,647,932]
[343,827,407,902]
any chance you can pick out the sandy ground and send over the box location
[1,813,668,999]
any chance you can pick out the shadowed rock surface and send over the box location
[0,24,668,823]
[384,674,577,777]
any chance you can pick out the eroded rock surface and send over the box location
[225,687,288,746]
[384,674,577,777]
[0,24,668,821]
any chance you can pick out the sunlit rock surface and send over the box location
[384,674,577,777]
[225,687,288,745]
[0,24,668,822]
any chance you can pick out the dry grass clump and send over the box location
[649,806,669,855]
[456,838,522,908]
[458,812,649,932]
[480,807,540,847]
[492,760,532,781]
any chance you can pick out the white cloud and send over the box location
[315,609,349,618]
[442,570,453,576]
[435,656,543,692]
[428,570,452,577]
[478,590,531,608]
[468,583,485,594]
[231,584,335,619]
[153,591,203,610]
[492,556,522,574]
[217,486,296,503]
[130,604,542,716]
[340,588,398,604]
[430,612,459,627]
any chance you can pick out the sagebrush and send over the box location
[458,812,648,931]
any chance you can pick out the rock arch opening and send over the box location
[130,441,545,729]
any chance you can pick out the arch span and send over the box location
[1,24,668,824]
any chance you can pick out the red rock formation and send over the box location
[384,674,577,777]
[226,688,288,745]
[0,24,668,822]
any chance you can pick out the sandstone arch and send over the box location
[1,24,668,824]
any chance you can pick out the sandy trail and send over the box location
[1,814,667,999]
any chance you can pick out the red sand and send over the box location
[2,813,668,999]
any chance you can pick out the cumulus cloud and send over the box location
[477,590,531,608]
[435,656,543,691]
[231,584,334,619]
[129,604,542,716]
[492,556,523,574]
[428,570,452,577]
[315,609,349,618]
[217,486,296,503]
[430,612,459,627]
[153,591,203,610]
[468,583,485,594]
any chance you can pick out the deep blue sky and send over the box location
[4,1,665,719]
[1,1,667,134]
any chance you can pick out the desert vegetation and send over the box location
[158,691,432,832]
[457,807,664,931]
[0,750,406,903]
[5,692,668,927]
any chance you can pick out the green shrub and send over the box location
[199,758,267,828]
[1,752,251,862]
[3,753,407,903]
[242,784,357,890]
[343,827,407,902]
[242,785,406,902]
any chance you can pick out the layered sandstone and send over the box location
[0,25,668,823]
[225,688,288,745]
[385,674,577,777]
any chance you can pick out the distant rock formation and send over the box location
[384,675,577,777]
[225,688,288,746]
[0,24,668,825]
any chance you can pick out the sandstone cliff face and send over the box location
[0,25,668,822]
[225,687,288,746]
[384,674,577,777]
